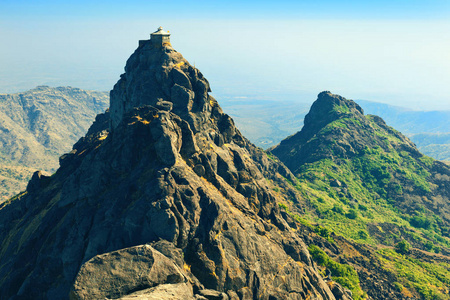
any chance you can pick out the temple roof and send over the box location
[151,26,170,36]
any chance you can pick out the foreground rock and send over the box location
[70,244,189,299]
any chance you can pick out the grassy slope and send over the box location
[270,95,450,299]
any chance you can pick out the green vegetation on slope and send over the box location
[290,118,450,249]
[377,248,450,299]
[308,244,366,300]
[274,97,450,248]
[270,92,450,299]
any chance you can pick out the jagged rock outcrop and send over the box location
[0,37,342,299]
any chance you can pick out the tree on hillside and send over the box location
[395,240,411,255]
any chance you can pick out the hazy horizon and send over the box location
[1,0,449,111]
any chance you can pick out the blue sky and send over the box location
[1,0,449,110]
[2,0,449,19]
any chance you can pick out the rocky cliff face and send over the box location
[0,39,343,299]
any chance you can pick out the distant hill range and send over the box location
[356,100,450,161]
[356,100,450,134]
[222,98,450,161]
[0,86,109,200]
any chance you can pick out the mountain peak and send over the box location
[303,91,364,134]
[110,31,212,132]
[270,91,414,172]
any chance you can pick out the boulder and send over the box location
[70,245,186,299]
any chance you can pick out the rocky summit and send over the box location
[0,34,346,299]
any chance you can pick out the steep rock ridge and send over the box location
[0,38,342,299]
[270,91,450,299]
[0,86,109,200]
